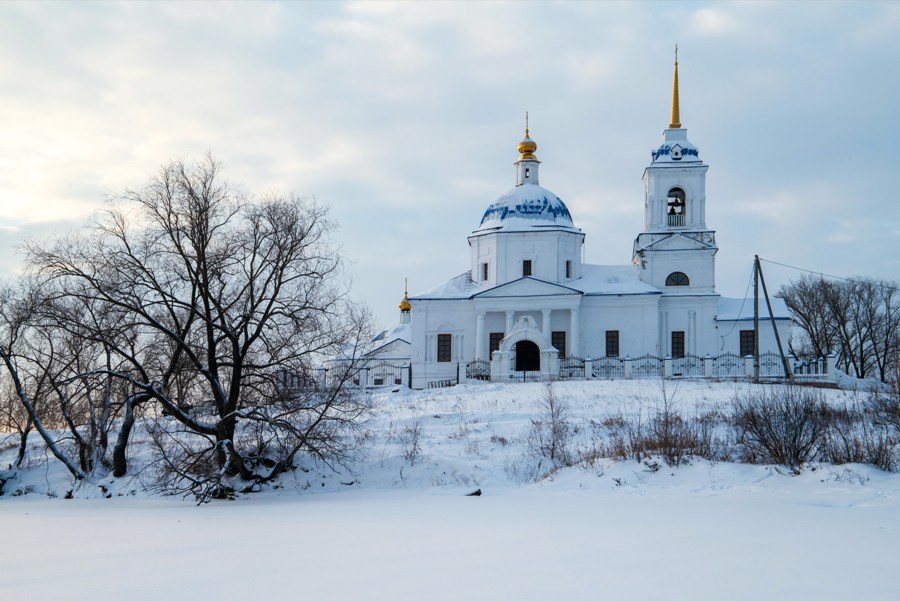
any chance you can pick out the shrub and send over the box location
[732,386,826,471]
[527,383,572,468]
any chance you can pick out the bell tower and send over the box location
[633,49,718,294]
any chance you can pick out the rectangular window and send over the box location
[552,331,567,358]
[489,332,504,356]
[482,262,489,282]
[522,260,532,277]
[671,331,685,359]
[605,330,619,358]
[437,334,452,363]
[740,330,755,357]
[565,260,572,279]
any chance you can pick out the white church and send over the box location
[368,58,791,389]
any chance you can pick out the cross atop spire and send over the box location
[669,44,681,129]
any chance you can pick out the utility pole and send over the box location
[753,255,760,381]
[757,258,793,381]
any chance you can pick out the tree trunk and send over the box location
[112,396,138,477]
[16,417,32,468]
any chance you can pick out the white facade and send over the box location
[396,66,791,389]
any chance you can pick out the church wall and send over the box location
[410,299,477,388]
[716,317,793,358]
[657,295,719,356]
[643,248,716,292]
[470,236,498,286]
[579,295,660,358]
[471,230,584,287]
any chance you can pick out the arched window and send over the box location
[667,187,686,227]
[665,271,690,286]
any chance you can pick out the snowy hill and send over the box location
[2,380,900,599]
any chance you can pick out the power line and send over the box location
[759,257,900,293]
[718,263,755,351]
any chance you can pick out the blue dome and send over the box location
[475,183,576,233]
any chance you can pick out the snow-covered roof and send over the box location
[569,264,661,296]
[413,264,661,300]
[716,296,792,321]
[650,128,703,164]
[366,322,412,357]
[414,271,485,300]
[473,183,580,234]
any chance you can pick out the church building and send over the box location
[380,58,790,389]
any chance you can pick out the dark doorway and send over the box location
[514,340,540,372]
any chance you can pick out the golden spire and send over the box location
[517,111,537,160]
[398,278,411,312]
[669,45,681,129]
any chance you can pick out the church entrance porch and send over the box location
[514,340,540,372]
[489,315,560,381]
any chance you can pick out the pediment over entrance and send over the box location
[473,277,582,299]
[639,232,715,252]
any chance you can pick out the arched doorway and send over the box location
[514,340,540,372]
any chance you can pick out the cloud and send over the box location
[1,1,899,328]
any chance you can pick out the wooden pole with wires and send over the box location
[757,258,793,381]
[753,255,760,381]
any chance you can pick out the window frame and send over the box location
[489,332,504,356]
[671,331,685,359]
[551,331,567,358]
[565,260,572,279]
[605,330,619,358]
[740,330,755,357]
[665,271,690,286]
[436,333,452,363]
[522,259,532,277]
[482,262,489,282]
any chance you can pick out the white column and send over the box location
[475,312,485,360]
[505,310,515,336]
[541,309,551,339]
[689,310,697,355]
[570,307,580,358]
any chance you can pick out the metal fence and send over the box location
[713,352,744,378]
[631,354,665,379]
[593,357,625,379]
[672,353,704,377]
[559,356,585,380]
[466,360,491,381]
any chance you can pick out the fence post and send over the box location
[623,356,632,379]
[704,355,713,378]
[825,353,836,375]
[317,367,327,389]
[744,356,754,378]
[360,367,369,389]
[664,356,673,378]
[584,357,592,380]
[458,362,467,384]
[401,363,410,388]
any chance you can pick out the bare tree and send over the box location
[11,155,371,499]
[778,275,900,383]
[778,275,838,359]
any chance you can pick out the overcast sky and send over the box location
[2,1,899,329]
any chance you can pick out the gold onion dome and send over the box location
[518,130,537,160]
[398,290,411,312]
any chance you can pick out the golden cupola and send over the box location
[398,291,411,312]
[517,112,538,160]
[398,281,411,312]
[517,131,537,160]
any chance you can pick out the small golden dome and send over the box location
[518,129,537,160]
[398,290,411,312]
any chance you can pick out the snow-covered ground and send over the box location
[2,380,899,599]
